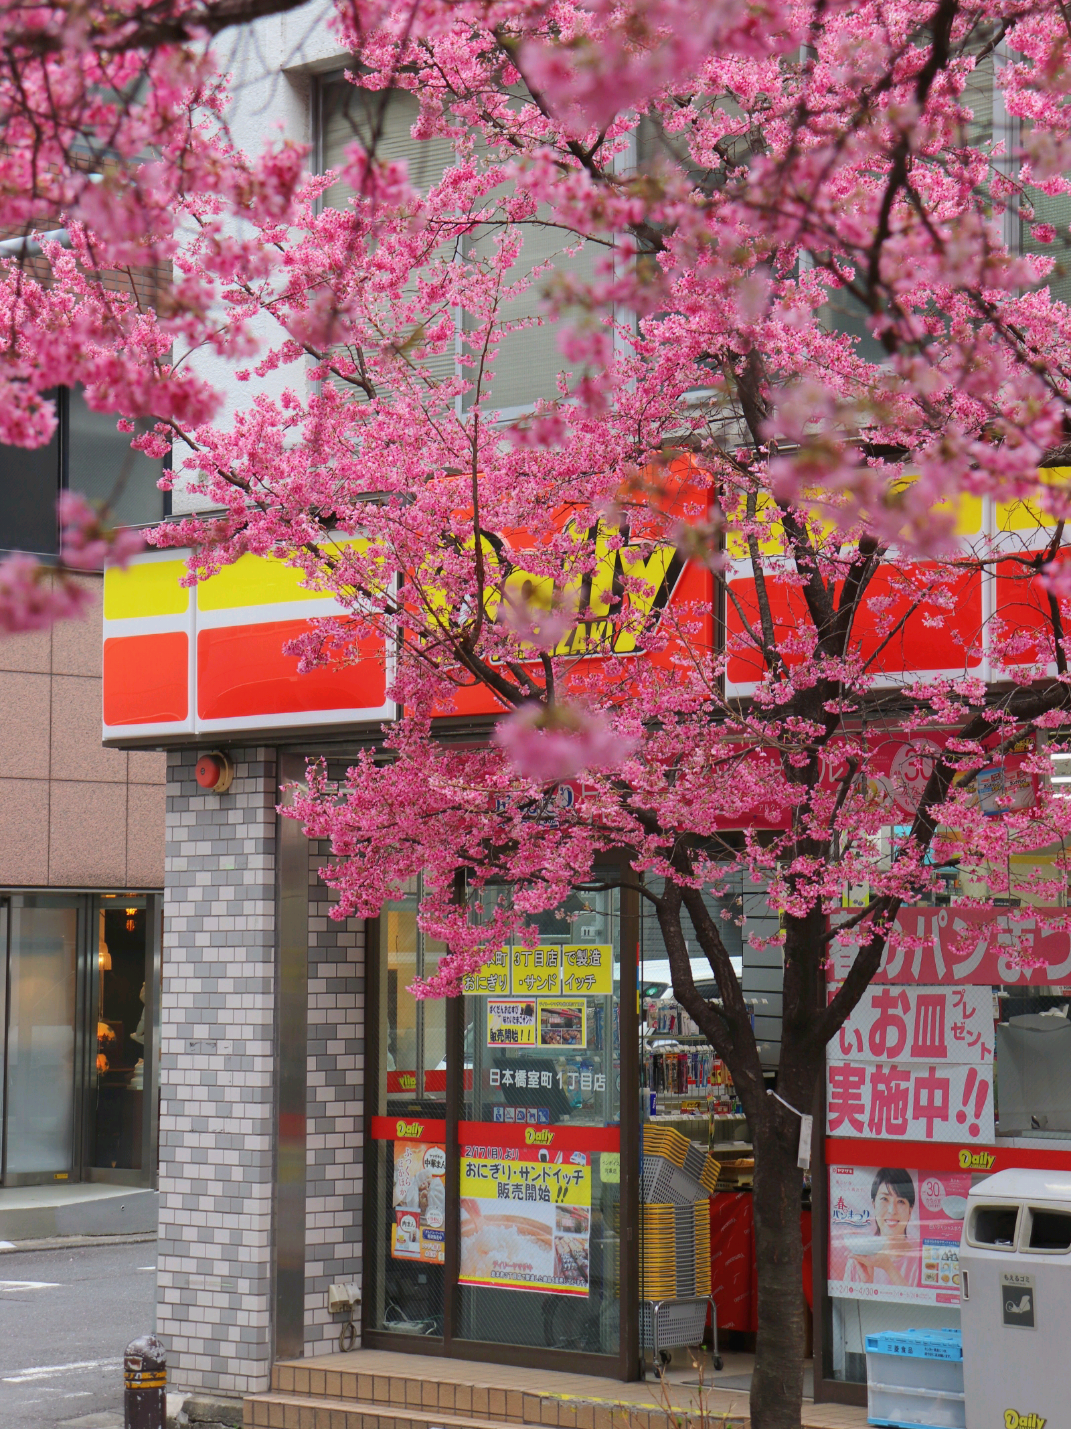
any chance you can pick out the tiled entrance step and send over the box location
[243,1351,751,1429]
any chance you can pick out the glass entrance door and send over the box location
[365,877,637,1374]
[0,891,160,1186]
[90,895,154,1176]
[366,883,448,1335]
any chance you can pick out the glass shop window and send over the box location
[456,884,622,1355]
[995,985,1071,1139]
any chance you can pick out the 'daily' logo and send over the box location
[959,1149,996,1171]
[396,1120,424,1139]
[525,1128,554,1146]
[1005,1411,1046,1428]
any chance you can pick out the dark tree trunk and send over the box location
[659,891,828,1428]
[748,1110,807,1429]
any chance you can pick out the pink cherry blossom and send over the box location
[8,3,1071,1421]
[493,702,639,780]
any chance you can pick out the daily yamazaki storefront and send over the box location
[101,542,655,1379]
[813,907,1071,1405]
[100,485,1071,1393]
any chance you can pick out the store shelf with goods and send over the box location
[641,996,751,1140]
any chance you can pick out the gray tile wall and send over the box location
[157,746,279,1396]
[158,751,368,1390]
[304,840,364,1354]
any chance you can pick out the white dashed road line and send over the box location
[3,1358,122,1385]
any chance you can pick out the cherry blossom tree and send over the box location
[7,0,1071,1423]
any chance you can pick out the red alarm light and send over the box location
[195,751,234,793]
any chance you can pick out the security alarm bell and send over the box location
[195,751,234,794]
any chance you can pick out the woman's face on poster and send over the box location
[874,1182,912,1239]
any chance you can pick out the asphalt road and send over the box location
[0,1240,156,1429]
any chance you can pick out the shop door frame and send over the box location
[362,875,642,1381]
[0,889,161,1189]
[82,891,163,1189]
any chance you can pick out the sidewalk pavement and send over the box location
[0,1182,157,1243]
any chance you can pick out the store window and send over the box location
[456,886,622,1355]
[365,878,630,1368]
[823,814,1071,1387]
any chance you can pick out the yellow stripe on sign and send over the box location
[104,560,189,620]
[996,466,1071,533]
[196,552,330,611]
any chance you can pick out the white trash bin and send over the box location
[960,1168,1071,1429]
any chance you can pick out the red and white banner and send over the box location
[826,1061,994,1143]
[831,985,992,1063]
[828,906,1071,987]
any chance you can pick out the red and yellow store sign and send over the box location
[102,549,393,743]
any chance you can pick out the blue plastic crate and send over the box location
[865,1328,962,1362]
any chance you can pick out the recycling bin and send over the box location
[960,1168,1071,1429]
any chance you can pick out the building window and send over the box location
[317,75,597,417]
[0,386,167,557]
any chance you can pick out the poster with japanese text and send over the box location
[459,1148,592,1295]
[826,983,995,1143]
[511,945,564,995]
[463,945,614,998]
[487,999,536,1046]
[391,1140,447,1264]
[828,1165,970,1306]
[826,1060,994,1142]
[561,945,613,996]
[826,906,1071,987]
[832,985,992,1064]
[462,948,510,996]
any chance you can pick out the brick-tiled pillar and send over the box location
[156,747,279,1395]
[303,841,365,1354]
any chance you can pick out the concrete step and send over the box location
[245,1393,526,1429]
[0,1184,157,1241]
[249,1366,746,1429]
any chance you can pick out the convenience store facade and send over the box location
[103,538,1071,1407]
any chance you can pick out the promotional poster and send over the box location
[828,1165,970,1305]
[459,1148,592,1295]
[464,945,614,998]
[391,1139,447,1265]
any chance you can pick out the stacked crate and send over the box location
[640,1126,719,1303]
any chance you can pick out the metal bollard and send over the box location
[124,1333,166,1429]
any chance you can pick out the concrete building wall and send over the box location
[0,574,164,888]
